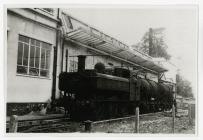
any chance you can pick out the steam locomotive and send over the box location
[59,55,174,121]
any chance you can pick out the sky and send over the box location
[64,5,198,95]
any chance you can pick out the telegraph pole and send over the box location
[148,28,153,57]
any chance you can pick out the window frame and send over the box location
[69,60,78,72]
[41,8,54,15]
[36,8,54,16]
[16,35,52,79]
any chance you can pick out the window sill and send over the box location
[16,74,51,80]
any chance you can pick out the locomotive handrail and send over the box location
[159,79,176,85]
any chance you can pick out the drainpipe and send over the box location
[51,8,60,104]
[61,37,65,72]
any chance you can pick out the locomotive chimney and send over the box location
[77,55,86,72]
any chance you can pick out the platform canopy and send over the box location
[61,12,168,73]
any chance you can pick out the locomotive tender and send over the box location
[59,55,174,121]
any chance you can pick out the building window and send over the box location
[40,8,54,15]
[69,60,78,72]
[34,8,54,15]
[17,35,51,78]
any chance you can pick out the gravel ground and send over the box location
[21,115,195,133]
[91,113,195,134]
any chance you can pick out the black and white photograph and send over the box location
[2,0,200,137]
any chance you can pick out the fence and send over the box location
[84,103,195,133]
[7,104,195,133]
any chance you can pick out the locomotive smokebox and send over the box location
[78,55,86,72]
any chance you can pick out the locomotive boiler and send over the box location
[59,55,174,121]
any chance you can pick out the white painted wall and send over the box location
[153,58,177,83]
[7,11,57,103]
[162,62,177,83]
[62,42,123,71]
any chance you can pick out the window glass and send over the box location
[42,42,49,49]
[31,39,35,45]
[41,49,46,69]
[19,35,29,44]
[36,40,40,47]
[69,60,78,72]
[42,8,54,14]
[35,47,40,68]
[23,44,29,66]
[17,65,27,74]
[30,68,39,76]
[17,35,51,78]
[46,50,50,69]
[30,46,35,67]
[17,42,23,65]
[40,70,48,77]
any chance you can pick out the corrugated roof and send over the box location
[61,12,168,73]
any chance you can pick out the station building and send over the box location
[7,8,168,116]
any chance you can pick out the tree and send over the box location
[132,28,171,60]
[176,74,193,98]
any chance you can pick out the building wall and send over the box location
[62,41,125,71]
[153,58,177,83]
[7,9,57,103]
